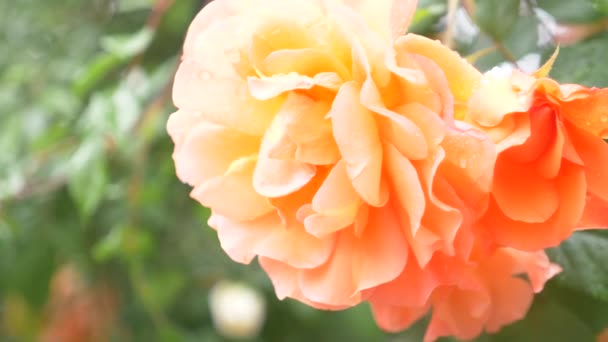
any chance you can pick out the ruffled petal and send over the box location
[262,48,350,78]
[370,303,428,333]
[468,73,531,127]
[170,119,260,186]
[273,93,341,165]
[492,160,560,224]
[578,194,608,228]
[384,142,425,235]
[440,121,496,202]
[299,203,408,306]
[567,122,608,201]
[191,156,273,221]
[334,0,417,41]
[253,99,318,198]
[182,0,243,57]
[173,60,283,135]
[484,161,586,250]
[330,82,388,206]
[369,258,438,308]
[561,87,608,138]
[304,160,361,236]
[248,72,342,100]
[425,288,490,342]
[210,213,335,268]
[353,204,409,291]
[298,232,363,306]
[397,34,482,110]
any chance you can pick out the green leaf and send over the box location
[139,271,185,311]
[536,0,604,23]
[93,225,125,262]
[594,0,608,16]
[101,28,154,59]
[549,32,608,87]
[547,231,608,302]
[401,282,607,342]
[467,14,541,72]
[473,0,520,40]
[112,82,142,136]
[409,0,446,34]
[483,289,597,342]
[73,53,123,97]
[68,137,108,218]
[117,0,156,13]
[122,227,155,260]
[546,285,608,333]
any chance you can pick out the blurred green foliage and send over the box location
[0,0,607,341]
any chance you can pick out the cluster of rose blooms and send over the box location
[167,0,608,340]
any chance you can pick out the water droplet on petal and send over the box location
[458,158,468,168]
[601,115,608,123]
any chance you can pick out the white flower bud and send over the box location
[208,280,266,339]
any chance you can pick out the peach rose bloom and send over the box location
[369,246,560,341]
[468,69,608,250]
[168,0,560,339]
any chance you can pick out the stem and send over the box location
[442,0,461,48]
[494,40,519,66]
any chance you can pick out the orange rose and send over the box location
[468,69,608,250]
[168,0,566,340]
[369,247,560,341]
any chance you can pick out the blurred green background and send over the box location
[1,0,608,341]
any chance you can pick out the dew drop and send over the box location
[601,115,608,123]
[458,158,468,168]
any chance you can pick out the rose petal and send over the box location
[298,232,363,306]
[299,204,408,306]
[426,288,489,342]
[173,60,283,135]
[440,122,497,201]
[258,257,353,311]
[170,119,260,186]
[384,142,425,235]
[370,303,428,333]
[262,48,350,79]
[211,213,335,268]
[305,160,361,237]
[484,161,586,250]
[567,121,608,201]
[248,72,342,100]
[330,82,388,206]
[253,99,317,198]
[354,204,409,291]
[369,258,438,308]
[578,194,608,228]
[468,74,532,127]
[398,34,482,111]
[492,159,559,223]
[561,87,608,138]
[191,156,274,221]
